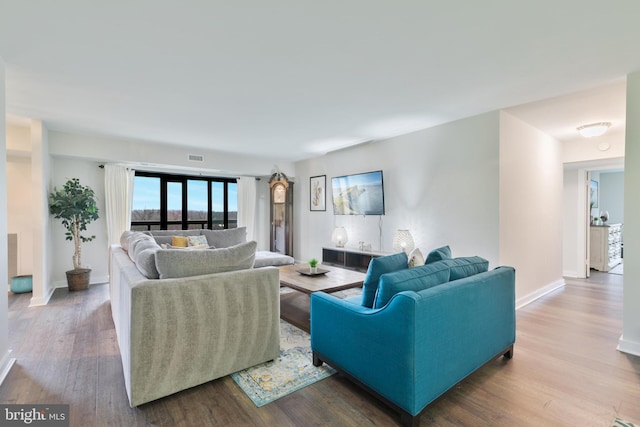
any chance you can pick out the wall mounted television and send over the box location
[331,170,385,215]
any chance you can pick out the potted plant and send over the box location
[309,258,319,274]
[49,178,100,291]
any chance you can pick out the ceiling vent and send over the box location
[188,154,204,162]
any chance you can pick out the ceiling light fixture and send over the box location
[577,122,611,138]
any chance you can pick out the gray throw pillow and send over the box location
[201,227,247,248]
[155,240,257,279]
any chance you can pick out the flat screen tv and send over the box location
[331,170,385,215]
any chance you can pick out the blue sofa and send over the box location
[310,253,515,426]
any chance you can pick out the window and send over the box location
[131,171,237,231]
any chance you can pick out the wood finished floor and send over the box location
[1,271,639,426]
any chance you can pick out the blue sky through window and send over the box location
[133,176,238,211]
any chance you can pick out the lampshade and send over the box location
[332,227,348,248]
[577,122,611,138]
[392,229,415,253]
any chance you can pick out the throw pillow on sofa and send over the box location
[172,235,189,247]
[155,240,257,279]
[373,262,451,309]
[424,245,452,264]
[440,256,489,280]
[201,227,247,248]
[188,235,209,246]
[361,252,408,308]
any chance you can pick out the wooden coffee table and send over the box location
[279,264,365,332]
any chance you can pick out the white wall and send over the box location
[48,130,294,179]
[294,111,501,268]
[599,171,624,225]
[619,71,640,356]
[562,168,584,277]
[0,58,15,385]
[50,157,109,286]
[499,111,564,305]
[7,124,33,275]
[30,120,53,305]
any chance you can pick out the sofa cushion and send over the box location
[152,235,174,246]
[125,232,156,257]
[131,238,161,279]
[253,251,295,268]
[373,262,451,308]
[120,230,137,251]
[441,256,489,281]
[424,245,452,264]
[201,227,247,248]
[155,240,257,279]
[361,252,408,308]
[149,229,202,237]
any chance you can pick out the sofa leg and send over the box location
[399,411,419,427]
[503,345,514,359]
[312,352,323,367]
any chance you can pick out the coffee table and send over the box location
[279,264,365,332]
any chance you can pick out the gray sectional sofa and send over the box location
[109,227,289,407]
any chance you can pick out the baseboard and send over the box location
[617,335,640,357]
[0,349,16,387]
[516,279,566,310]
[562,270,581,278]
[52,274,110,289]
[29,285,55,307]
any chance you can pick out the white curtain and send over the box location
[104,164,135,245]
[237,177,257,242]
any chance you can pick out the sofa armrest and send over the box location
[311,291,420,409]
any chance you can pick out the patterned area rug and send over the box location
[231,319,336,407]
[613,418,637,427]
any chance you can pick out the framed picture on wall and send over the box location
[590,180,598,208]
[310,175,326,211]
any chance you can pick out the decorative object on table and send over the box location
[310,175,326,211]
[332,226,348,248]
[231,319,336,407]
[590,180,598,208]
[309,258,318,274]
[296,267,329,276]
[600,210,609,223]
[392,229,415,253]
[49,178,100,291]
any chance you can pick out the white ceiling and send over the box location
[1,1,639,161]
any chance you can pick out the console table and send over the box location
[322,247,390,272]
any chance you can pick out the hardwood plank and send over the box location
[1,273,639,426]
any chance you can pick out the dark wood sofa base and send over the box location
[313,344,514,427]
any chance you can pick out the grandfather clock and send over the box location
[268,170,293,255]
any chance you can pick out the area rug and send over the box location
[613,418,638,427]
[231,319,336,407]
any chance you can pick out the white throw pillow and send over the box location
[408,248,425,268]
